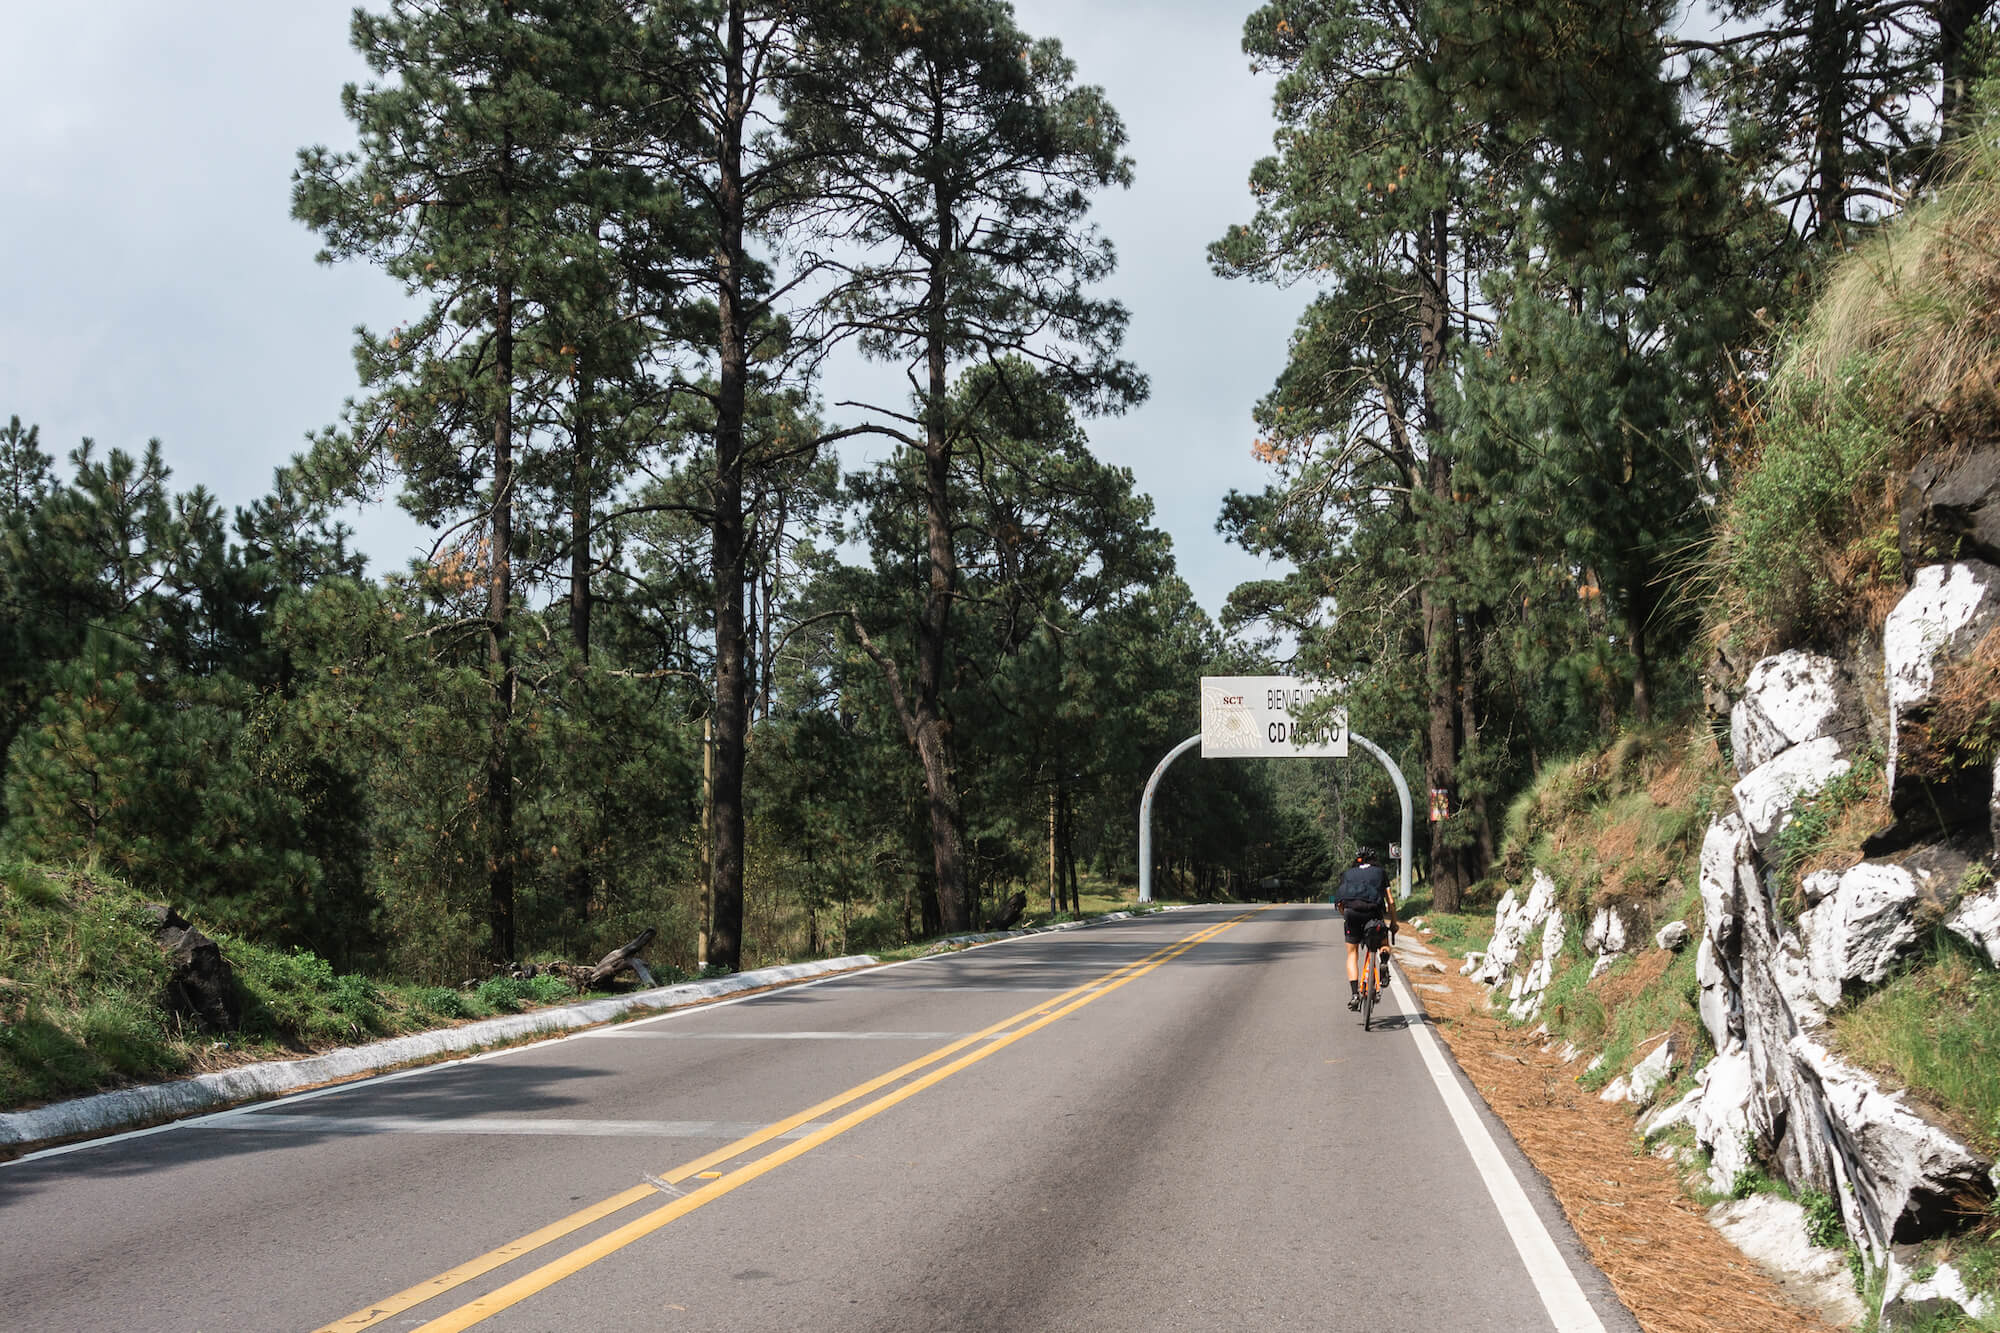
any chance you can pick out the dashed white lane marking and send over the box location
[1392,968,1610,1332]
[193,1114,831,1139]
[583,1030,965,1040]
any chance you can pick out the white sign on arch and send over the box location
[1200,676,1347,758]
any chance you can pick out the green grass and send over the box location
[1396,883,1495,960]
[1770,748,1885,903]
[1800,1188,1847,1249]
[1,863,182,1106]
[1831,930,2000,1156]
[0,861,606,1111]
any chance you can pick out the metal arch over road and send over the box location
[1136,727,1414,903]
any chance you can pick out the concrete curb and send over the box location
[0,954,877,1154]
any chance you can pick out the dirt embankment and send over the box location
[1407,947,1839,1333]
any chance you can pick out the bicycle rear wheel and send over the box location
[1360,961,1375,1030]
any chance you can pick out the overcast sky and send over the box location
[0,1,1309,622]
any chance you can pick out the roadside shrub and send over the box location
[1718,387,1898,645]
[413,986,469,1020]
[522,974,575,1006]
[1801,1189,1846,1249]
[330,973,385,1038]
[475,976,530,1012]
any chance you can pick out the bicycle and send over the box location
[1358,917,1393,1030]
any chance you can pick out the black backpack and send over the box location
[1333,863,1388,911]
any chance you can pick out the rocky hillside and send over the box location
[1462,122,2000,1331]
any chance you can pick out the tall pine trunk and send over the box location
[707,0,750,972]
[487,273,518,963]
[566,344,595,934]
[1810,0,1849,236]
[1938,0,1984,147]
[1627,572,1655,727]
[1418,205,1473,911]
[912,167,971,936]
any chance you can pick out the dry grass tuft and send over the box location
[1781,142,2000,437]
[1792,787,1894,884]
[1590,948,1674,1012]
[1923,625,2000,774]
[1645,731,1725,813]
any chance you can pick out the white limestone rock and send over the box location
[1695,814,1754,1050]
[1538,907,1565,961]
[1769,926,1825,1026]
[1731,650,1865,776]
[1882,1257,1996,1328]
[1584,906,1628,957]
[1695,935,1737,1054]
[1799,862,1926,1009]
[1655,920,1690,951]
[1642,1084,1703,1140]
[1708,1196,1867,1328]
[1498,902,1567,1020]
[1509,956,1553,1021]
[1792,1035,1994,1250]
[1700,812,1752,939]
[1474,869,1558,986]
[1600,1034,1679,1107]
[1885,560,2000,788]
[1799,868,1841,908]
[1733,737,1852,851]
[1695,1048,1758,1194]
[1458,951,1484,977]
[1947,885,2000,966]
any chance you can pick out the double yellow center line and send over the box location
[317,908,1264,1333]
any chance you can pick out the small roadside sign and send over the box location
[1199,676,1348,758]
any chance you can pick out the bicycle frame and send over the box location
[1359,919,1391,1030]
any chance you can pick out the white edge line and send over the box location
[1390,966,1609,1333]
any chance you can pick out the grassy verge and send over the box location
[0,861,664,1111]
[2,860,1202,1110]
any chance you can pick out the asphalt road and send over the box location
[0,905,1639,1332]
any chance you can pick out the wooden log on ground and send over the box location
[989,891,1027,931]
[585,928,658,989]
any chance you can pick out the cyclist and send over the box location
[1331,847,1397,1010]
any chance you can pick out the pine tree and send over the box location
[1685,0,1997,243]
[1213,0,1516,908]
[1437,0,1763,726]
[293,0,642,961]
[786,0,1145,932]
